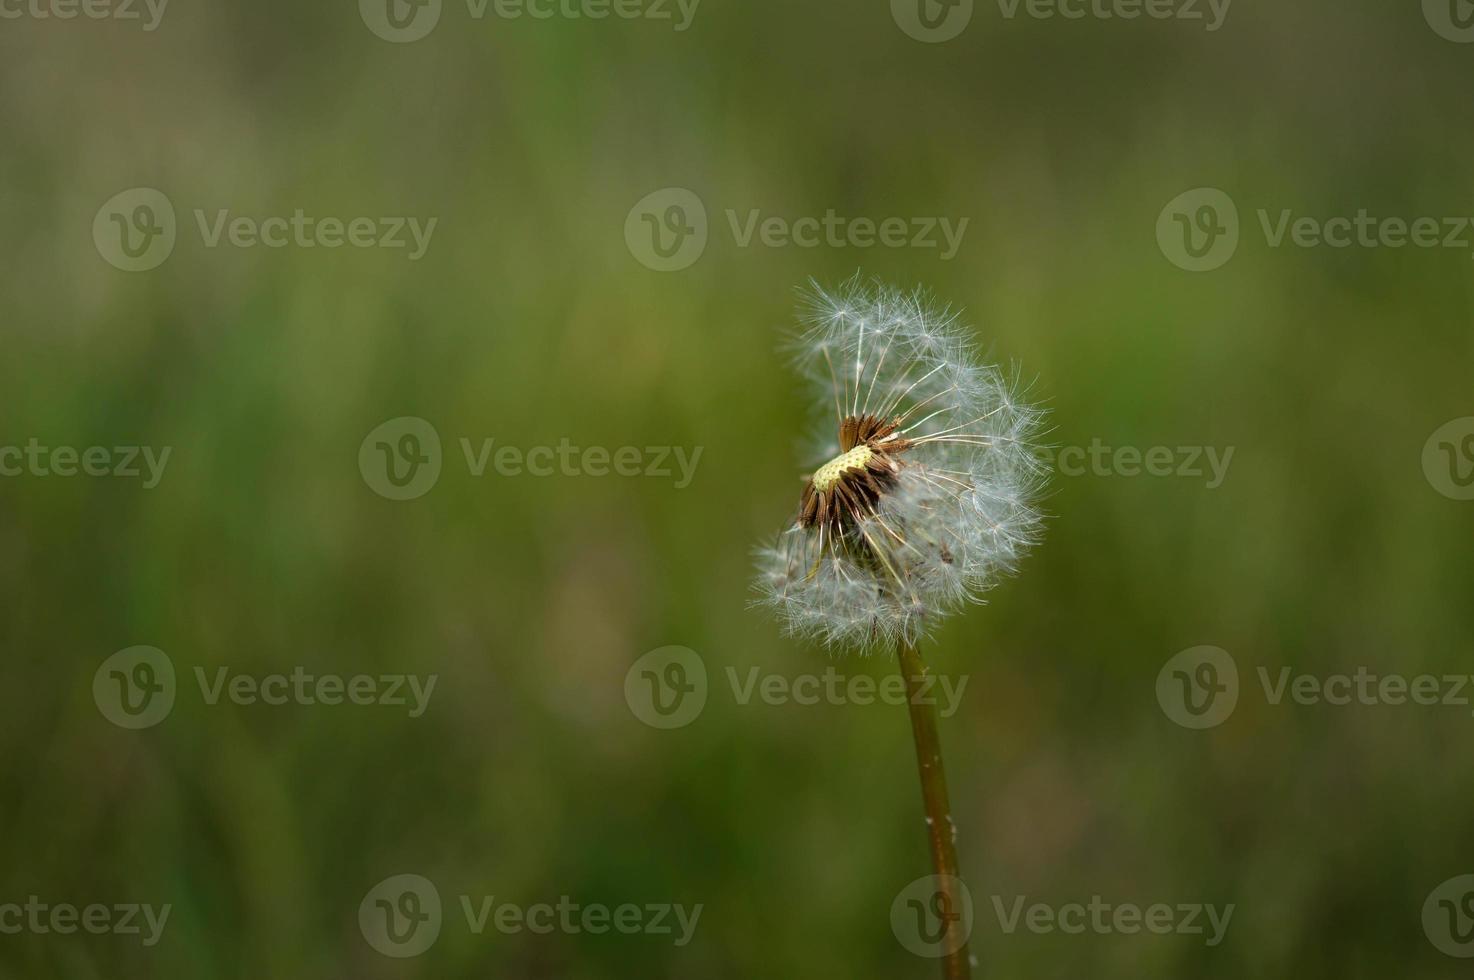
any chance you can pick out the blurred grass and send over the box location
[2,0,1474,977]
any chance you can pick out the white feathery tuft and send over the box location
[753,276,1047,652]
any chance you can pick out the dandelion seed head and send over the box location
[753,276,1047,652]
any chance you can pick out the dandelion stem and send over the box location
[899,637,972,980]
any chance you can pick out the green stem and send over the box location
[899,637,972,980]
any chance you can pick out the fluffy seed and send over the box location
[752,276,1047,652]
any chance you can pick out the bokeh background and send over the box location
[3,0,1474,976]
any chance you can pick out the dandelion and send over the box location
[754,277,1045,649]
[752,276,1047,979]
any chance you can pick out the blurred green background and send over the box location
[3,0,1474,976]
